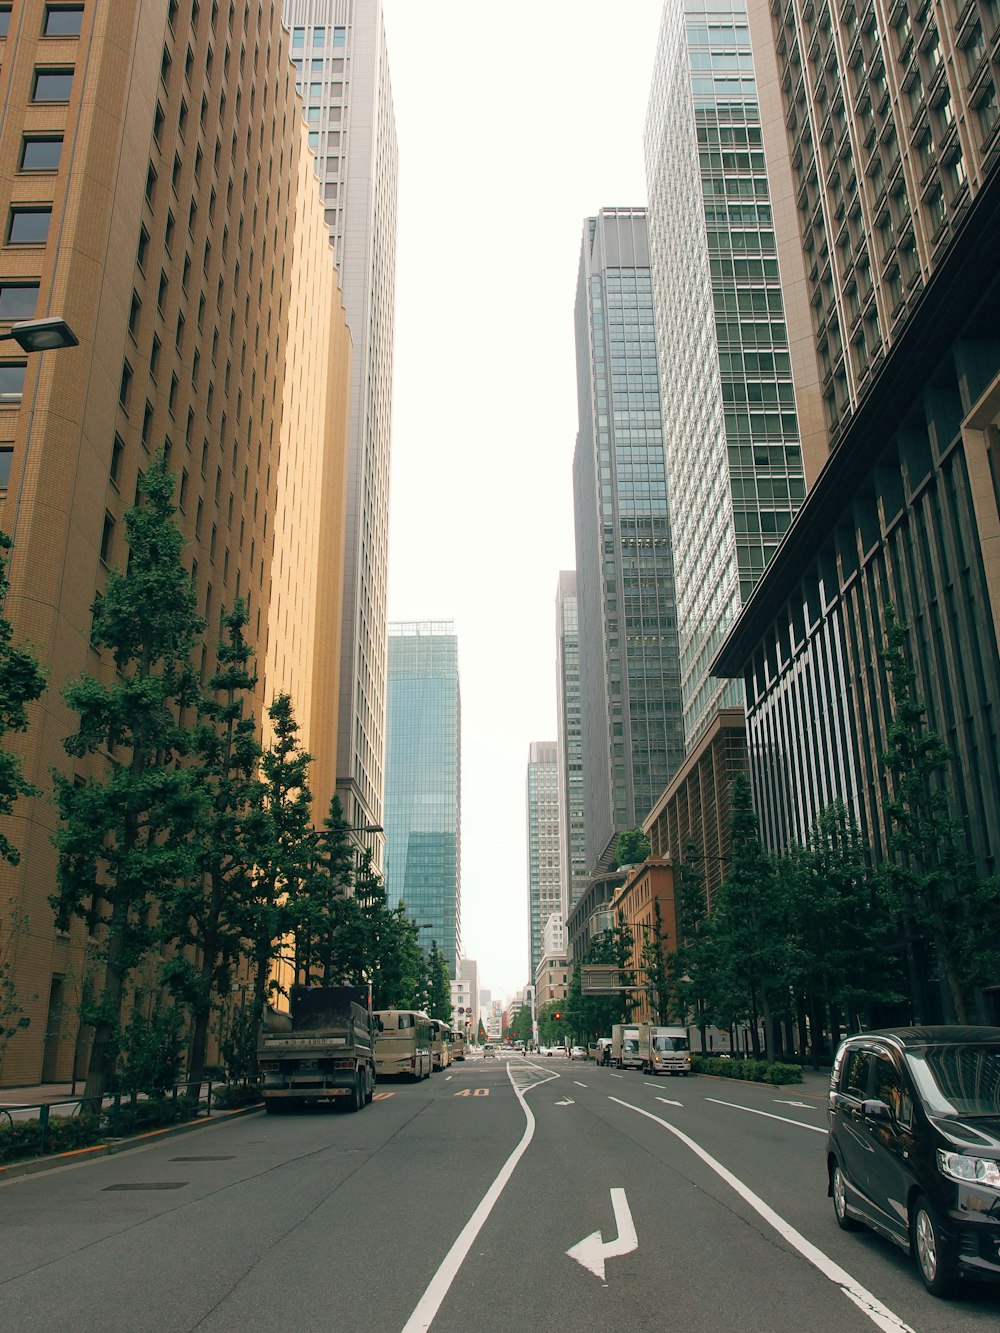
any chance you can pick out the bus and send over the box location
[373,1009,432,1081]
[430,1017,451,1071]
[449,1029,467,1061]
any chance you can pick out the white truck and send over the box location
[611,1022,642,1070]
[638,1024,691,1076]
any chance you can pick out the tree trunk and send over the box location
[83,894,130,1102]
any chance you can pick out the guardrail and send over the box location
[0,1078,219,1157]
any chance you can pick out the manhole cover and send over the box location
[169,1155,235,1162]
[103,1182,188,1191]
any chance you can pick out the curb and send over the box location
[0,1103,263,1184]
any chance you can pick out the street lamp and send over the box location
[0,317,79,353]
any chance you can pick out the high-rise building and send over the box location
[644,0,807,747]
[0,2,352,1087]
[572,209,686,875]
[525,741,560,979]
[283,0,398,845]
[384,621,461,973]
[713,0,1000,1018]
[555,571,588,918]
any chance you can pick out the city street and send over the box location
[2,1056,999,1332]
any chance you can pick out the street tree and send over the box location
[163,600,264,1086]
[52,454,206,1100]
[425,941,452,1021]
[879,606,1000,1022]
[0,530,46,866]
[703,774,793,1058]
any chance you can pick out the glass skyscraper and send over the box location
[283,0,398,849]
[572,209,686,876]
[645,0,806,747]
[384,622,461,974]
[555,572,588,919]
[526,741,561,981]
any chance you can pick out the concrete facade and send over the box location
[0,0,351,1086]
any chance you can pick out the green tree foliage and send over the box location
[701,774,793,1057]
[52,455,206,1100]
[424,941,452,1021]
[477,1016,487,1043]
[640,898,672,1023]
[0,898,35,1077]
[665,847,711,1031]
[0,531,46,866]
[511,1002,533,1045]
[879,606,1000,1022]
[242,693,312,1047]
[164,600,264,1085]
[537,998,572,1045]
[116,996,185,1098]
[296,795,363,986]
[616,827,651,866]
[788,801,901,1056]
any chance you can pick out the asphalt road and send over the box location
[2,1053,1000,1332]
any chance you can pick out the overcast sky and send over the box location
[382,2,665,1003]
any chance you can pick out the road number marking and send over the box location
[454,1088,490,1097]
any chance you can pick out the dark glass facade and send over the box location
[572,209,686,875]
[384,622,461,975]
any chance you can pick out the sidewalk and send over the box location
[0,1082,85,1109]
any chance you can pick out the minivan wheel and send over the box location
[911,1194,954,1297]
[831,1162,859,1231]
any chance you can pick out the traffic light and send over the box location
[553,1011,562,1021]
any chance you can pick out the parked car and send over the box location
[570,1045,587,1061]
[826,1025,1000,1296]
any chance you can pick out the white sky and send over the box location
[382,2,665,1003]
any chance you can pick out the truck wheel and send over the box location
[347,1074,362,1113]
[263,1099,279,1115]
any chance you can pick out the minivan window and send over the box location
[841,1047,872,1099]
[905,1043,1000,1117]
[872,1054,913,1126]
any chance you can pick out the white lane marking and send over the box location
[555,1097,575,1106]
[705,1097,826,1135]
[566,1188,638,1279]
[656,1097,683,1107]
[609,1073,623,1079]
[445,1075,452,1082]
[401,1062,539,1333]
[573,1081,588,1088]
[644,1082,661,1088]
[609,1097,913,1333]
[774,1099,814,1109]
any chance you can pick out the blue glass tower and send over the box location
[384,622,461,975]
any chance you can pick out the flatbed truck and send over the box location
[258,984,376,1113]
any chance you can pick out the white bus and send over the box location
[430,1017,451,1071]
[449,1029,467,1060]
[374,1009,432,1081]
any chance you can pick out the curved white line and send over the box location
[609,1097,913,1333]
[401,1062,537,1332]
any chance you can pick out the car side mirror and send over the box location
[862,1098,893,1123]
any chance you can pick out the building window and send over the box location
[32,67,74,101]
[44,5,84,36]
[0,5,10,39]
[110,433,124,486]
[0,445,13,488]
[0,362,26,402]
[7,207,52,245]
[20,136,63,171]
[100,512,115,565]
[119,361,132,409]
[0,284,40,321]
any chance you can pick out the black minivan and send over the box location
[827,1026,1000,1296]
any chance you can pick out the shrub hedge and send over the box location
[210,1082,263,1110]
[0,1114,103,1163]
[692,1055,803,1084]
[106,1094,200,1136]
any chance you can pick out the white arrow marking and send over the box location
[555,1097,575,1106]
[566,1188,637,1280]
[774,1099,811,1108]
[655,1096,683,1107]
